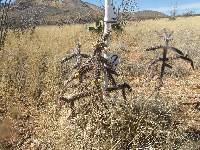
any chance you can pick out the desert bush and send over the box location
[0,17,200,149]
[34,95,190,150]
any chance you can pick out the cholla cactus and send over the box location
[146,28,194,88]
[60,34,132,114]
[59,0,132,115]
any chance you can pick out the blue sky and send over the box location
[83,0,200,14]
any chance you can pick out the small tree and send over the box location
[183,10,194,17]
[0,0,12,50]
[169,2,178,20]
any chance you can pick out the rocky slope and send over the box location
[6,0,166,28]
[8,0,102,28]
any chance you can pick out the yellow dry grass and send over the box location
[0,16,200,149]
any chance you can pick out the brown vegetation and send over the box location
[0,16,200,149]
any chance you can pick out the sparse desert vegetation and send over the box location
[0,16,200,149]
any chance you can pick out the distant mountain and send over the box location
[6,1,167,28]
[128,10,167,21]
[8,0,103,28]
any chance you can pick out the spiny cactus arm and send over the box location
[181,101,200,110]
[168,55,194,69]
[160,63,166,79]
[175,55,195,69]
[107,72,117,86]
[61,53,89,64]
[105,83,132,100]
[104,64,119,87]
[181,101,200,105]
[60,54,77,64]
[122,88,127,100]
[64,63,94,84]
[80,54,90,58]
[74,63,94,83]
[162,28,172,38]
[102,32,111,42]
[165,63,173,69]
[148,57,163,69]
[63,73,78,85]
[93,42,107,56]
[146,45,164,51]
[60,41,89,64]
[79,64,94,76]
[106,67,119,76]
[169,47,184,55]
[106,83,132,92]
[92,40,108,91]
[94,56,102,90]
[167,31,174,39]
[60,89,97,103]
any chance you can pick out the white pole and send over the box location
[104,0,117,36]
[103,0,117,91]
[103,0,112,91]
[104,0,112,35]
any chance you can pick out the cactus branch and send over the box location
[146,29,194,88]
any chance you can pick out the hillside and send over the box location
[6,1,168,28]
[123,10,167,21]
[8,0,103,27]
[133,10,167,20]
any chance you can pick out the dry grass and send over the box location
[0,16,200,149]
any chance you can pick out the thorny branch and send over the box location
[146,29,194,89]
[60,34,132,110]
[181,102,200,110]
